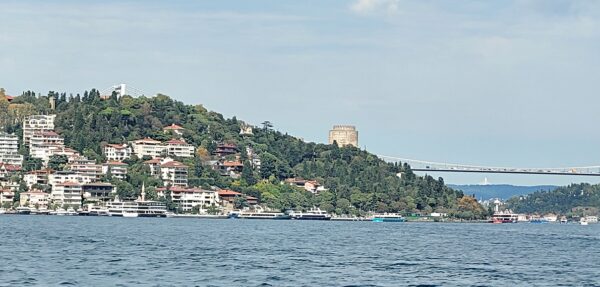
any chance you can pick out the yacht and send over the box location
[66,207,78,216]
[580,218,589,225]
[290,207,331,220]
[16,207,32,215]
[372,213,405,222]
[0,208,6,215]
[88,206,110,216]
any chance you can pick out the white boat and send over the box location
[0,208,6,214]
[289,207,332,220]
[122,211,139,218]
[66,208,78,216]
[234,211,291,220]
[580,218,589,225]
[16,207,32,215]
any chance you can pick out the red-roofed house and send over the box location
[0,163,21,179]
[163,124,185,136]
[215,143,239,157]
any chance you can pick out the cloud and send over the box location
[350,0,400,15]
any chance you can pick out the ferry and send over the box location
[290,207,332,220]
[491,211,519,223]
[107,200,167,217]
[372,213,406,222]
[231,211,291,220]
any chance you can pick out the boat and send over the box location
[0,208,6,215]
[122,211,139,218]
[66,207,78,216]
[16,207,32,215]
[580,218,589,225]
[491,211,519,224]
[234,211,291,220]
[530,218,549,224]
[88,207,110,216]
[372,213,406,222]
[290,207,332,220]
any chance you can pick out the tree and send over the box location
[261,121,273,131]
[241,160,256,185]
[48,155,68,171]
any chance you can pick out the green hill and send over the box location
[506,183,600,215]
[2,89,486,218]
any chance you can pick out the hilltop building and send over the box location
[23,115,56,146]
[328,125,358,147]
[103,144,132,161]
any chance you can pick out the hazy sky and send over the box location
[2,0,600,185]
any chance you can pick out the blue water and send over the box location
[1,216,599,286]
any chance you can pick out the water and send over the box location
[1,216,599,287]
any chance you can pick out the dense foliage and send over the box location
[2,89,484,217]
[507,183,600,216]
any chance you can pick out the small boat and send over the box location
[66,208,78,216]
[0,208,6,215]
[290,207,331,220]
[530,218,549,224]
[16,207,32,215]
[580,218,589,225]
[372,213,405,222]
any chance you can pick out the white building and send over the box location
[102,161,128,180]
[48,172,94,187]
[20,190,50,208]
[157,186,219,212]
[0,153,24,166]
[51,182,83,207]
[24,170,52,187]
[163,124,185,136]
[23,115,56,146]
[103,144,132,161]
[131,138,166,158]
[68,158,103,180]
[0,189,14,207]
[160,160,188,187]
[0,133,19,161]
[165,139,194,158]
[29,131,66,163]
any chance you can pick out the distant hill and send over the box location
[449,184,558,200]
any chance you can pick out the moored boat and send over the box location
[372,213,405,222]
[491,211,519,224]
[16,207,32,215]
[290,207,331,220]
[235,211,291,220]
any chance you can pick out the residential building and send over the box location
[29,131,66,163]
[163,124,185,136]
[0,153,24,166]
[164,139,194,158]
[0,163,21,179]
[103,143,132,161]
[0,133,19,162]
[215,143,239,157]
[161,161,188,187]
[51,182,83,207]
[102,161,128,180]
[23,115,56,146]
[20,190,50,208]
[48,171,94,187]
[0,189,14,207]
[68,158,103,180]
[131,138,166,158]
[157,186,219,212]
[144,157,174,176]
[82,183,115,204]
[285,177,326,194]
[24,169,53,187]
[328,125,358,147]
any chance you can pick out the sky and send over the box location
[2,0,600,185]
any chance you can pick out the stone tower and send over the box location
[328,125,358,147]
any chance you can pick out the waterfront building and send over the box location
[160,161,188,186]
[163,124,185,136]
[0,189,14,207]
[328,125,358,147]
[102,161,128,180]
[157,186,219,212]
[51,182,83,208]
[23,115,56,146]
[103,144,132,161]
[131,138,167,158]
[82,182,115,204]
[20,190,50,208]
[164,139,194,158]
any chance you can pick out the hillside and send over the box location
[449,184,558,200]
[506,183,600,215]
[1,89,486,217]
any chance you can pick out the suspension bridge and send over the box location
[378,155,600,177]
